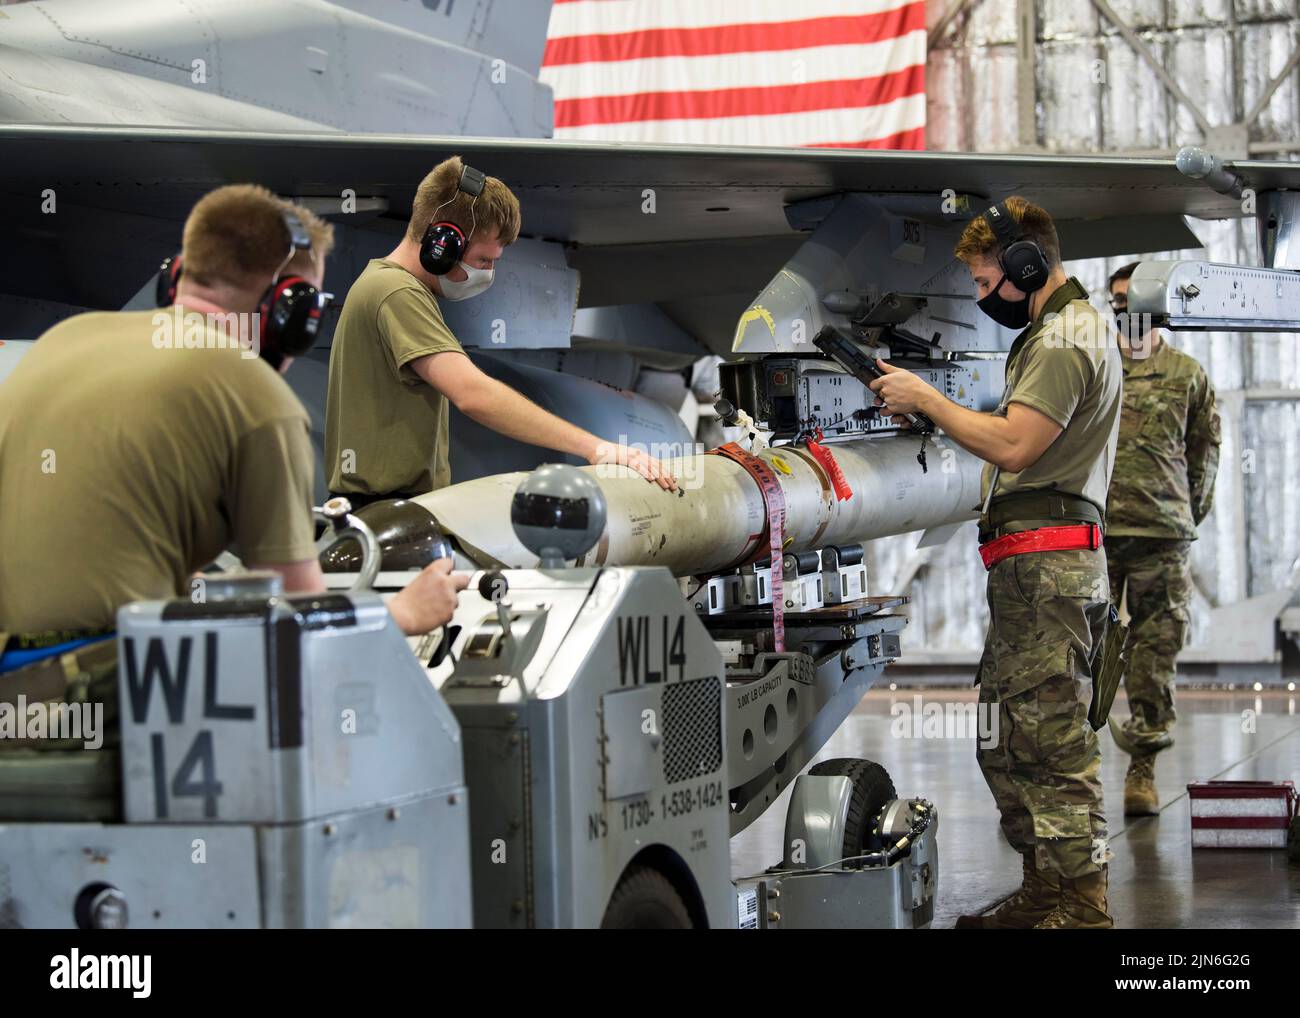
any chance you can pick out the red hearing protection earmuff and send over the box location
[155,254,184,309]
[155,207,326,369]
[255,274,324,368]
[418,221,467,277]
[419,163,487,276]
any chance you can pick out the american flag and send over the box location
[540,0,926,150]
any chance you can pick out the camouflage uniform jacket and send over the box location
[1106,340,1221,539]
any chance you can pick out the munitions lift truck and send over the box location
[0,471,937,929]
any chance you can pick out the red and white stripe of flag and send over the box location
[541,0,927,150]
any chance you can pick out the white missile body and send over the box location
[414,435,984,576]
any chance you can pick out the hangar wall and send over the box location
[884,0,1300,666]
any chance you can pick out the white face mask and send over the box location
[437,262,494,301]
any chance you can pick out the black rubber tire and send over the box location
[808,757,897,867]
[600,865,694,929]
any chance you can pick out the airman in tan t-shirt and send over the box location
[0,309,316,633]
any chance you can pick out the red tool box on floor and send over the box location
[1186,780,1297,849]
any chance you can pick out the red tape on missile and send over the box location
[706,441,786,653]
[807,429,853,501]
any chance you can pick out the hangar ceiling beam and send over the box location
[1015,0,1038,151]
[1244,44,1300,130]
[1090,0,1214,137]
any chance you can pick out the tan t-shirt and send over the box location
[0,308,316,633]
[325,259,466,497]
[981,278,1122,514]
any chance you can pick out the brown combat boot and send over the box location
[1034,868,1114,929]
[954,853,1059,929]
[1124,752,1159,816]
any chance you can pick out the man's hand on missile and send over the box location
[868,358,938,424]
[589,441,679,492]
[388,558,470,636]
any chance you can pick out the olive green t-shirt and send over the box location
[980,278,1122,514]
[325,258,466,497]
[0,308,317,633]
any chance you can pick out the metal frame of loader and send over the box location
[0,558,937,930]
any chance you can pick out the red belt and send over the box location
[979,523,1102,570]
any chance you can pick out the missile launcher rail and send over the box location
[718,338,1003,445]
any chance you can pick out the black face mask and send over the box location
[977,273,1032,329]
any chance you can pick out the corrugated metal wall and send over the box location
[886,0,1300,663]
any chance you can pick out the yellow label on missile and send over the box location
[738,302,774,351]
[743,304,769,335]
[770,455,792,475]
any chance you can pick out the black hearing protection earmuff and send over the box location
[418,163,488,276]
[254,274,324,369]
[155,207,325,370]
[982,201,1049,294]
[155,253,184,309]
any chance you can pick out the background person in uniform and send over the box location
[868,197,1121,929]
[0,184,465,646]
[325,155,677,507]
[1105,262,1221,816]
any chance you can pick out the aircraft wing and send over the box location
[3,124,1297,336]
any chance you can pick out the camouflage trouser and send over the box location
[0,638,121,821]
[1106,536,1190,752]
[976,547,1109,879]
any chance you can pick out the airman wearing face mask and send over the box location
[324,155,677,505]
[436,261,495,302]
[1103,262,1221,818]
[868,196,1123,930]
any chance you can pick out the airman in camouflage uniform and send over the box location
[871,197,1121,929]
[1105,263,1221,815]
[972,543,1114,927]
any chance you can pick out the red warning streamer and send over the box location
[806,428,853,501]
[707,442,787,653]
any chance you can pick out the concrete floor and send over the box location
[730,684,1300,928]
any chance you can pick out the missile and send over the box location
[409,435,983,576]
